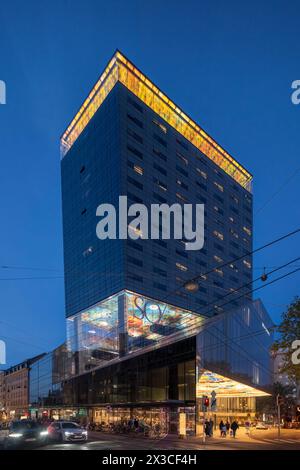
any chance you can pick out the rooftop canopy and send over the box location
[61,51,252,192]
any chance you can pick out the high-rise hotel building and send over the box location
[61,51,253,322]
[30,51,273,431]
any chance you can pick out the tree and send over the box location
[273,297,300,404]
[256,382,296,420]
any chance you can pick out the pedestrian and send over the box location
[205,419,210,436]
[231,420,239,438]
[226,421,230,433]
[209,418,214,437]
[219,420,226,437]
[245,420,250,436]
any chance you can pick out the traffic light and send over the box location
[202,396,209,411]
[276,395,284,407]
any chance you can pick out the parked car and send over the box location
[3,420,48,449]
[255,422,269,430]
[47,421,88,442]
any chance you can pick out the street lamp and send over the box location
[184,280,199,292]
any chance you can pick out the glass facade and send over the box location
[66,290,203,375]
[52,52,273,434]
[61,75,253,320]
[196,299,274,392]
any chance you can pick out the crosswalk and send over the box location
[255,437,300,445]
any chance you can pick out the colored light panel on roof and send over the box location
[61,51,252,191]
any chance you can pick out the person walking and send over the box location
[226,421,230,433]
[209,418,214,437]
[231,420,239,438]
[219,420,224,437]
[205,419,210,436]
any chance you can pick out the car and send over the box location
[3,420,49,449]
[255,422,269,430]
[47,421,88,442]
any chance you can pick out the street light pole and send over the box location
[276,394,281,440]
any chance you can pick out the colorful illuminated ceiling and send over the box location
[61,51,252,192]
[196,370,270,398]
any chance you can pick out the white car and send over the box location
[47,421,88,442]
[255,422,269,430]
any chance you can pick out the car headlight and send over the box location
[40,430,48,436]
[9,433,23,438]
[64,431,71,435]
[82,430,87,435]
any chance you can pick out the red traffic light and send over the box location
[204,397,209,407]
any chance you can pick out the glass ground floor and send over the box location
[28,396,261,436]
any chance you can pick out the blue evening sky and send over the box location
[0,0,299,367]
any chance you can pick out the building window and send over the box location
[127,175,143,190]
[128,256,143,267]
[153,147,167,161]
[230,228,239,239]
[153,133,167,147]
[128,272,143,282]
[176,179,188,190]
[153,252,167,262]
[133,164,143,175]
[176,262,188,272]
[153,119,167,134]
[214,181,224,192]
[153,282,167,291]
[153,177,167,191]
[196,168,207,179]
[213,205,224,215]
[153,192,167,203]
[127,95,143,113]
[153,266,167,277]
[153,162,167,176]
[243,226,252,236]
[127,191,143,204]
[177,151,188,166]
[128,128,143,144]
[176,165,188,177]
[213,230,224,241]
[127,240,143,251]
[127,113,143,128]
[214,268,223,277]
[127,144,143,160]
[176,192,188,203]
[243,259,252,269]
[176,138,188,151]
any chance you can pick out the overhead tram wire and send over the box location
[68,254,300,343]
[7,261,296,378]
[1,226,300,282]
[68,260,300,379]
[169,227,300,304]
[2,230,300,364]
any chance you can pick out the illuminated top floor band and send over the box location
[61,50,252,192]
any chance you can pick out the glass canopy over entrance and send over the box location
[197,369,270,398]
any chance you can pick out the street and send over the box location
[25,428,300,451]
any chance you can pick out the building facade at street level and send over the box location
[0,355,44,421]
[1,52,274,434]
[26,298,273,434]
